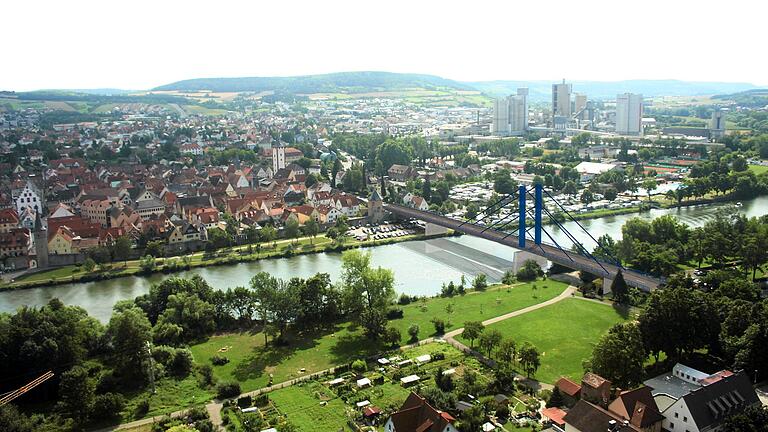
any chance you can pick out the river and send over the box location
[2,196,767,322]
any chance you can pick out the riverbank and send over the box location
[1,231,455,291]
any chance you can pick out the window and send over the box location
[683,416,687,422]
[675,413,679,418]
[670,423,674,429]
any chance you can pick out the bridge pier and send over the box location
[425,222,449,236]
[602,276,614,295]
[512,250,548,273]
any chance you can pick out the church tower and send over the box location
[33,211,48,269]
[368,189,385,224]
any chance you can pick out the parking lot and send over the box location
[348,221,419,242]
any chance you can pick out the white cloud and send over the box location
[2,0,766,90]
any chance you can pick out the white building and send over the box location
[616,93,643,136]
[552,80,572,118]
[710,108,727,139]
[492,88,528,136]
[272,142,286,173]
[15,181,42,215]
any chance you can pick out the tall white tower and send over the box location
[616,93,643,136]
[272,142,286,173]
[552,80,572,118]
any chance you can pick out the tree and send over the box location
[497,338,517,365]
[111,235,132,266]
[546,387,565,408]
[518,342,541,377]
[562,180,578,196]
[0,404,34,432]
[407,324,420,342]
[157,292,216,341]
[580,189,594,204]
[284,218,300,244]
[57,365,95,424]
[431,317,446,335]
[340,250,395,339]
[465,203,479,220]
[478,329,503,358]
[331,158,342,188]
[260,225,277,248]
[642,178,657,202]
[472,273,488,291]
[250,272,278,344]
[588,322,646,388]
[723,404,768,432]
[207,227,230,249]
[516,259,543,281]
[638,286,720,361]
[422,176,432,202]
[303,219,319,244]
[83,258,96,272]
[146,240,165,257]
[383,327,401,347]
[139,255,156,273]
[493,170,516,195]
[106,306,152,384]
[463,321,484,348]
[610,270,629,304]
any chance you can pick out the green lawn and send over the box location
[189,280,567,393]
[462,298,632,384]
[269,384,351,431]
[749,164,768,175]
[391,280,568,344]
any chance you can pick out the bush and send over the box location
[91,393,126,420]
[386,308,404,319]
[152,345,176,366]
[96,371,120,394]
[216,382,241,399]
[384,326,402,347]
[210,355,230,366]
[351,359,367,373]
[473,273,488,291]
[397,293,413,305]
[169,349,194,377]
[433,352,445,361]
[408,324,420,342]
[501,270,516,285]
[198,364,215,388]
[134,397,150,419]
[431,317,446,335]
[237,395,252,408]
[516,259,543,282]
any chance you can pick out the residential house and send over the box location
[581,372,612,407]
[0,208,19,233]
[384,392,458,432]
[563,400,643,432]
[48,225,75,255]
[556,377,583,407]
[657,372,759,432]
[388,164,414,182]
[403,194,429,211]
[607,387,664,432]
[14,180,42,215]
[0,228,30,260]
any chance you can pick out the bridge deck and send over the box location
[385,203,663,292]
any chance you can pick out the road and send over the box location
[91,285,577,431]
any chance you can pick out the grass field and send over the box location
[749,164,768,175]
[188,279,567,393]
[462,298,632,384]
[389,280,567,344]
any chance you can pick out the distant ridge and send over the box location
[467,79,758,101]
[153,71,475,93]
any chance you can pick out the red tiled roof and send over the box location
[556,377,582,397]
[542,407,567,426]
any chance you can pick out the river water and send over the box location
[2,196,767,322]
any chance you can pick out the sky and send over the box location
[2,0,767,91]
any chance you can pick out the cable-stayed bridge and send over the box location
[384,184,664,292]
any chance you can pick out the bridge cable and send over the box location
[543,190,624,268]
